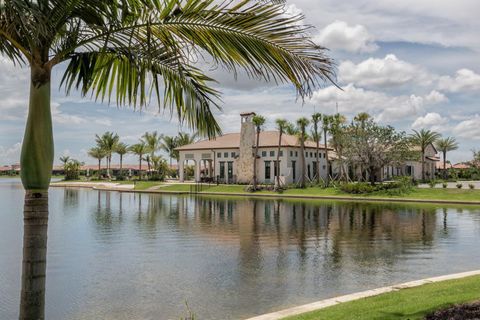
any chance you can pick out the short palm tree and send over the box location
[176,132,198,147]
[88,147,106,179]
[275,119,288,189]
[115,142,128,176]
[410,129,441,181]
[252,115,266,189]
[129,142,148,179]
[311,113,322,184]
[1,0,335,317]
[95,132,119,179]
[296,117,310,188]
[59,155,70,168]
[160,136,178,167]
[436,137,459,179]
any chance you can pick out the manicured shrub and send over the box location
[442,183,448,189]
[428,180,437,188]
[469,184,475,190]
[456,183,463,189]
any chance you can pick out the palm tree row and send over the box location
[88,131,198,180]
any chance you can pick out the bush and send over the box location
[442,183,448,189]
[469,184,475,190]
[428,180,437,188]
[339,176,413,195]
[456,183,463,189]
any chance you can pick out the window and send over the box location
[310,152,313,158]
[217,152,221,158]
[295,151,298,157]
[231,152,236,158]
[265,161,271,180]
[279,150,283,157]
[262,151,267,157]
[290,151,293,157]
[219,162,225,179]
[274,161,280,177]
[224,152,228,158]
[307,164,311,179]
[306,152,308,158]
[313,162,317,178]
[292,161,296,180]
[270,151,275,157]
[227,162,233,180]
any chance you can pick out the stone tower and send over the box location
[236,112,256,184]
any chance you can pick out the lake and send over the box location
[1,178,480,319]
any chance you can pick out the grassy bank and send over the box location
[133,183,480,203]
[284,275,480,320]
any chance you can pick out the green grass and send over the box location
[285,275,480,320]
[133,181,164,190]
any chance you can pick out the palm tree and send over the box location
[95,132,119,179]
[88,147,106,179]
[311,113,322,184]
[143,131,163,157]
[252,115,266,190]
[59,155,70,166]
[115,142,128,177]
[436,137,459,179]
[275,119,288,189]
[321,115,332,186]
[296,117,310,188]
[160,136,178,167]
[177,132,198,147]
[129,142,148,179]
[410,129,441,181]
[1,1,335,316]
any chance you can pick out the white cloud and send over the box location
[0,142,22,165]
[438,69,480,93]
[411,112,449,131]
[314,21,378,53]
[453,115,480,140]
[339,54,433,88]
[310,85,446,122]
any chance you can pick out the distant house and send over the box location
[176,112,334,184]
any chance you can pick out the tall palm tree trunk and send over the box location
[323,128,329,187]
[276,131,282,188]
[120,154,123,176]
[253,128,260,189]
[98,159,101,179]
[421,149,426,181]
[316,139,320,184]
[138,157,142,180]
[300,134,306,188]
[443,151,447,180]
[20,191,49,320]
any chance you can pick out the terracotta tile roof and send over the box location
[436,162,453,169]
[453,163,471,169]
[176,131,331,151]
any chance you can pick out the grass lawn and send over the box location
[285,275,480,320]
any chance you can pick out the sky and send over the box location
[1,0,479,166]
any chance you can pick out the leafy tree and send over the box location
[321,115,333,186]
[410,129,441,181]
[1,0,335,316]
[435,137,458,179]
[252,115,266,189]
[344,114,411,185]
[329,113,348,181]
[275,119,288,189]
[129,142,148,179]
[151,155,169,181]
[115,142,128,177]
[176,132,198,148]
[64,159,83,181]
[95,132,119,179]
[311,113,322,184]
[296,117,310,188]
[88,147,106,179]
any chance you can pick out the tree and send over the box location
[88,147,106,179]
[59,156,70,167]
[329,113,348,181]
[95,132,119,179]
[410,129,441,181]
[275,119,288,189]
[296,117,310,188]
[321,115,333,186]
[344,115,411,185]
[115,142,128,177]
[160,136,178,167]
[311,113,322,184]
[252,115,266,190]
[64,159,83,181]
[1,0,335,316]
[129,142,148,179]
[176,132,198,148]
[436,137,459,179]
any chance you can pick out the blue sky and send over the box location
[1,0,479,165]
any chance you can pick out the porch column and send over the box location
[208,160,213,178]
[179,160,185,182]
[195,160,201,182]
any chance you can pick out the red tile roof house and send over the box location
[175,112,334,185]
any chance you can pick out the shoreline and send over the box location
[244,270,480,320]
[50,182,480,206]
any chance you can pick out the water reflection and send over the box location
[3,183,480,319]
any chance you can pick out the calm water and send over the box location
[1,178,480,319]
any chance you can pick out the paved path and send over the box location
[418,180,480,189]
[245,270,480,320]
[51,181,135,190]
